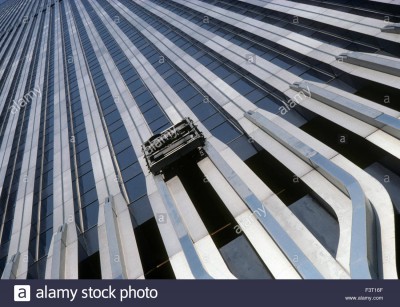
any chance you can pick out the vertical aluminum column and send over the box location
[45,0,78,279]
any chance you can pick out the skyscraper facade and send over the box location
[0,0,399,279]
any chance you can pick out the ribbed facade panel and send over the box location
[0,0,399,279]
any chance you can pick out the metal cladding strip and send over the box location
[89,0,211,139]
[142,0,301,86]
[20,0,42,26]
[109,0,251,124]
[298,167,353,272]
[102,0,376,280]
[8,0,41,46]
[46,0,78,279]
[291,81,400,140]
[168,0,400,90]
[4,0,26,28]
[146,0,400,158]
[0,22,22,77]
[154,176,213,279]
[205,141,323,279]
[2,0,35,34]
[0,1,19,32]
[78,0,217,279]
[0,0,32,39]
[75,0,192,280]
[0,12,43,279]
[285,86,400,159]
[241,112,354,275]
[166,176,237,279]
[311,156,376,280]
[103,196,126,279]
[382,23,400,33]
[87,0,236,279]
[103,0,300,278]
[139,0,390,119]
[372,0,400,4]
[301,80,400,118]
[238,0,394,40]
[0,13,40,249]
[67,0,114,277]
[63,2,111,279]
[57,0,80,280]
[245,110,376,279]
[11,0,44,36]
[78,3,172,278]
[127,0,398,120]
[0,23,30,135]
[0,0,16,31]
[47,224,68,279]
[169,0,344,58]
[338,52,400,77]
[244,109,397,277]
[112,0,347,279]
[0,0,15,29]
[86,0,179,128]
[96,193,129,279]
[1,253,20,279]
[197,154,301,279]
[145,175,195,279]
[3,7,50,279]
[330,154,398,279]
[0,27,13,53]
[0,9,27,72]
[66,0,142,279]
[65,0,120,206]
[244,107,354,273]
[51,0,71,230]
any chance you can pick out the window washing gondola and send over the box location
[142,118,205,175]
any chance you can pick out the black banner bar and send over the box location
[2,280,397,306]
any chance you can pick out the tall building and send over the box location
[0,0,399,280]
